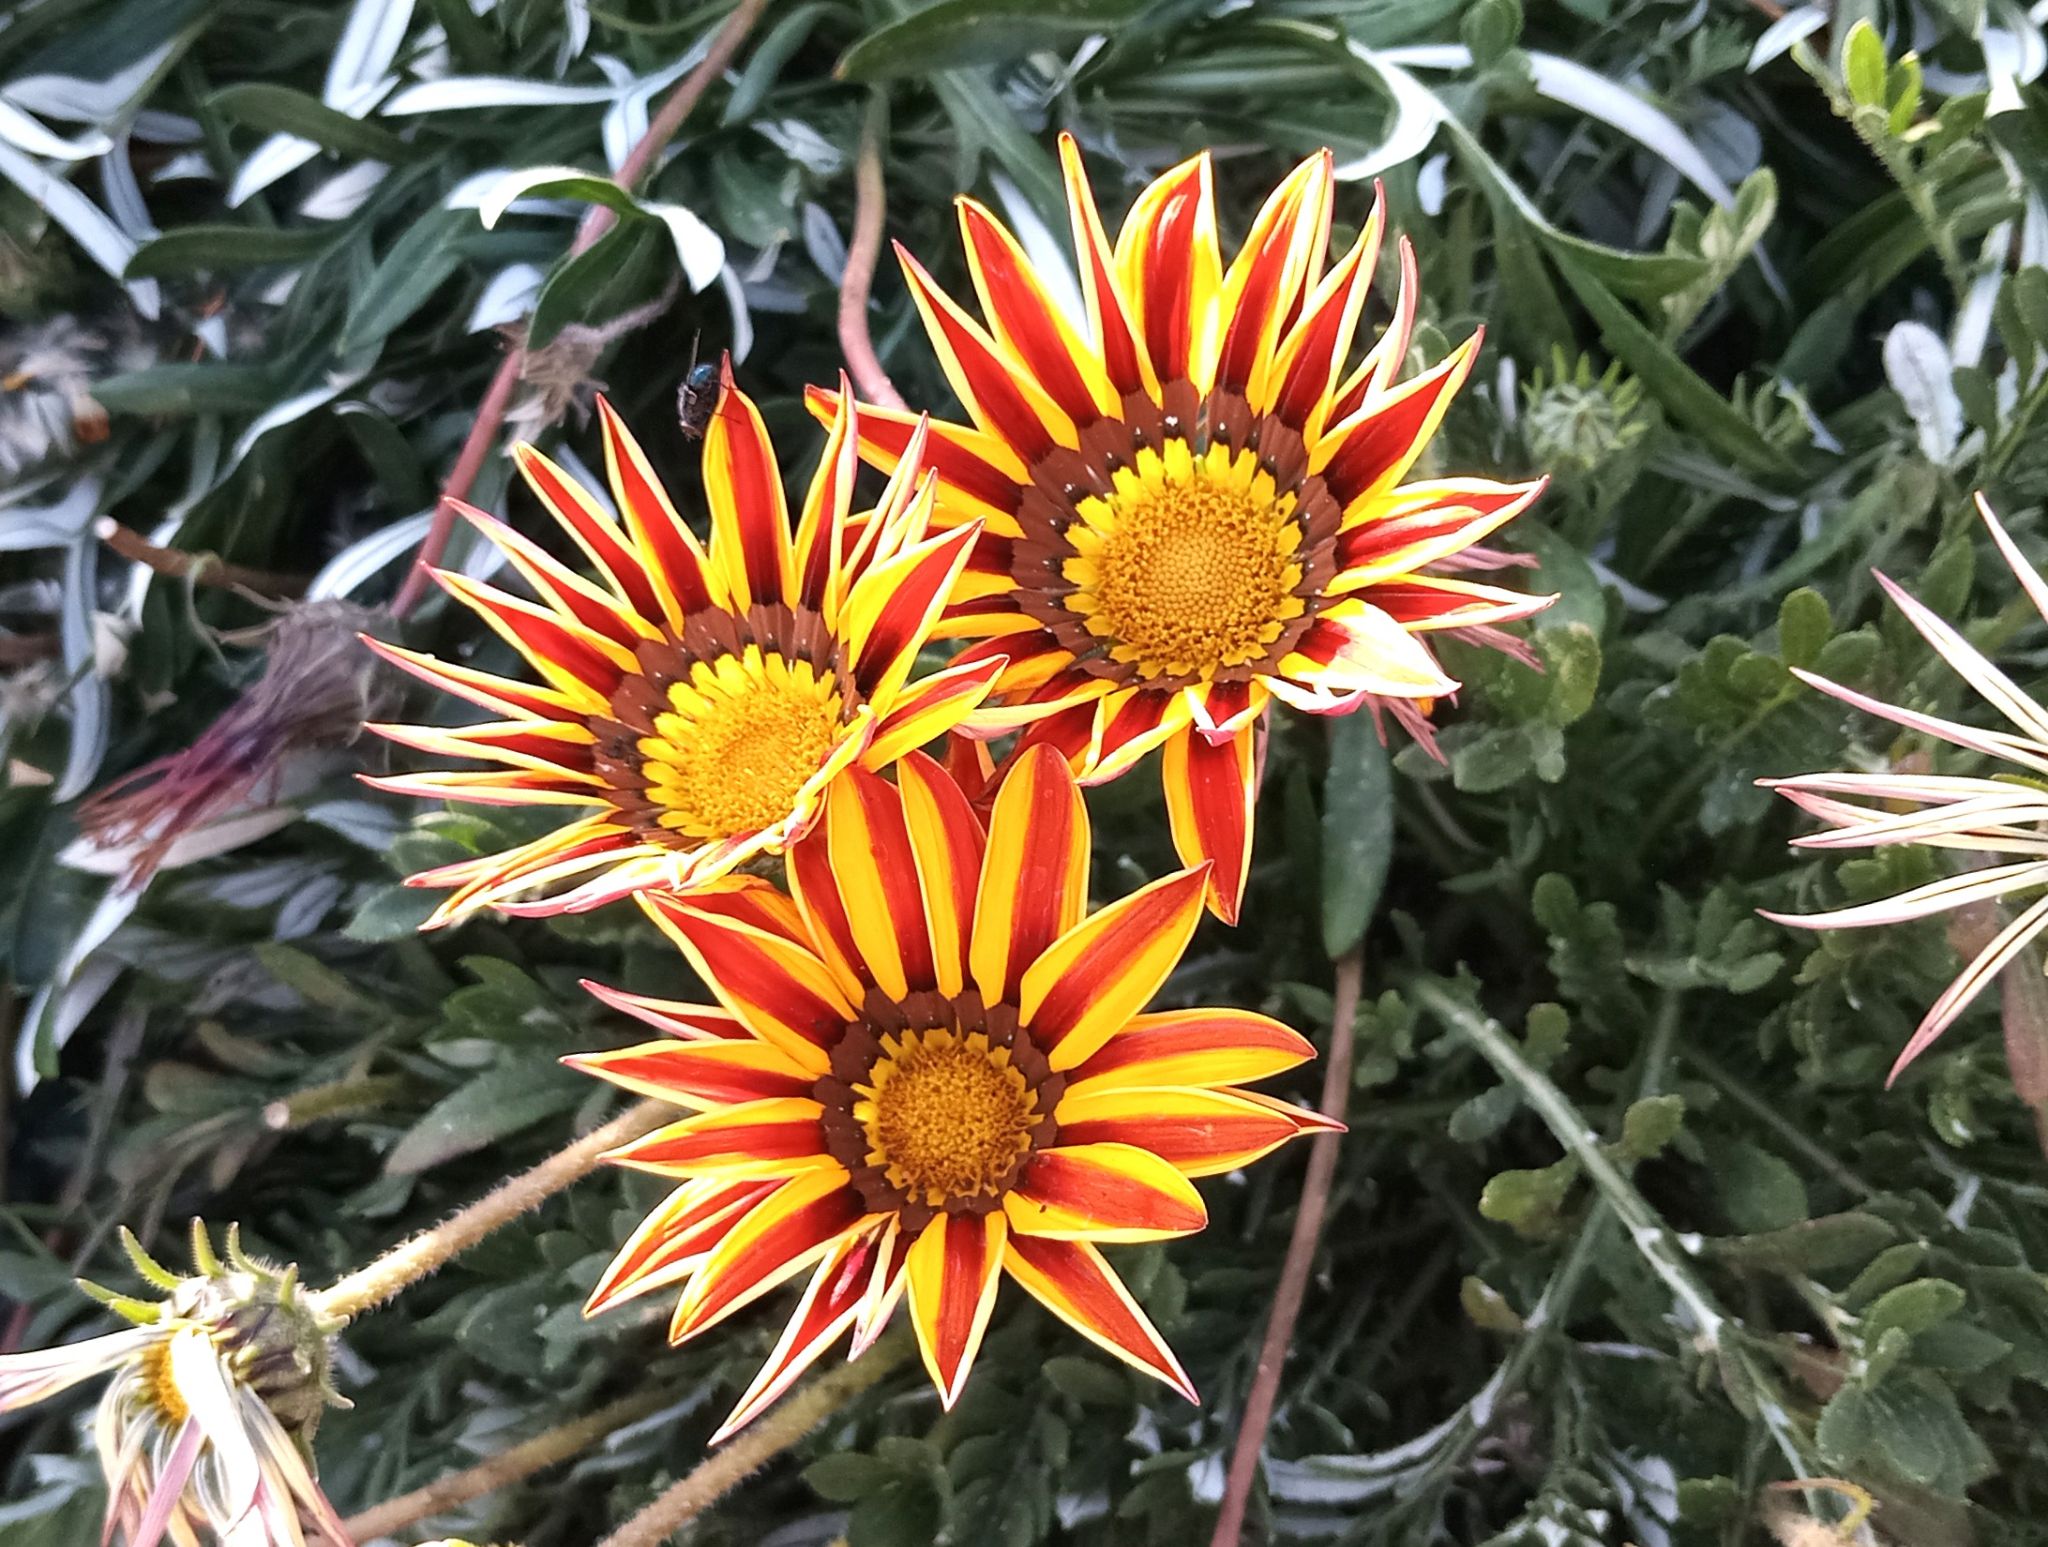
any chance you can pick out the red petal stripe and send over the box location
[512,445,663,621]
[809,385,1023,522]
[706,361,791,606]
[1319,344,1472,509]
[619,1115,827,1172]
[1059,133,1151,399]
[1003,1234,1195,1400]
[597,397,716,616]
[676,1184,863,1337]
[899,244,1063,464]
[435,572,627,694]
[1132,160,1208,385]
[960,198,1104,424]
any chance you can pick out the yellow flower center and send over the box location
[854,1027,1040,1209]
[1062,441,1306,681]
[138,1339,190,1427]
[637,648,845,842]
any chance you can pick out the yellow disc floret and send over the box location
[638,648,845,842]
[854,1027,1039,1209]
[1062,441,1305,681]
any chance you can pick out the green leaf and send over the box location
[1617,1094,1684,1161]
[1777,587,1832,669]
[1320,713,1394,959]
[341,207,472,352]
[1704,1211,1897,1273]
[254,943,379,1017]
[1844,20,1888,108]
[526,217,671,348]
[838,0,1150,81]
[1549,249,1800,481]
[1460,0,1521,68]
[1536,624,1602,726]
[207,83,411,160]
[384,1057,587,1174]
[804,1453,884,1503]
[1816,1370,1995,1495]
[1042,1355,1130,1405]
[1479,1159,1577,1237]
[1710,1140,1807,1233]
[126,224,338,277]
[1863,1278,1968,1344]
[91,363,279,415]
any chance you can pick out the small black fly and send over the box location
[677,335,719,441]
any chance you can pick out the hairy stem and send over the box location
[594,1329,912,1547]
[390,0,773,619]
[312,1100,665,1322]
[342,1385,677,1539]
[1209,948,1361,1547]
[839,92,906,411]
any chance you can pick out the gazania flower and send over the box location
[0,1223,349,1547]
[1764,496,2048,1084]
[364,363,1002,924]
[569,745,1336,1437]
[811,139,1549,920]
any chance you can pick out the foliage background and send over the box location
[6,0,2048,1543]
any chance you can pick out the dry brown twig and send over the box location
[94,517,305,601]
[390,0,775,619]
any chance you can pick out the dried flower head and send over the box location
[75,600,389,887]
[0,1222,349,1547]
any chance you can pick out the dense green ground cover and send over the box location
[8,1,2048,1542]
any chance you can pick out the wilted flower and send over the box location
[0,1222,350,1547]
[74,601,387,887]
[1765,495,2048,1083]
[0,315,151,478]
[815,138,1550,920]
[570,747,1336,1438]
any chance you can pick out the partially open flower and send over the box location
[0,1222,349,1547]
[813,138,1551,920]
[569,746,1337,1438]
[364,364,1001,925]
[1765,495,2048,1084]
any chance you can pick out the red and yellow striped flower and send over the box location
[812,139,1550,922]
[363,365,1002,925]
[569,745,1336,1437]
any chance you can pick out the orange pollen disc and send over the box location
[632,651,845,843]
[855,1027,1039,1210]
[1062,444,1305,682]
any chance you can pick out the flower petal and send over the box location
[863,652,1007,771]
[605,1098,834,1181]
[584,1179,779,1315]
[1066,1007,1316,1094]
[971,743,1090,1006]
[1053,1086,1334,1177]
[597,395,725,621]
[897,749,988,999]
[1003,1234,1194,1402]
[1019,866,1210,1071]
[1890,892,2048,1085]
[671,1169,865,1342]
[564,1040,813,1108]
[639,893,855,1075]
[820,766,937,999]
[710,1224,882,1442]
[579,979,750,1040]
[905,1211,1007,1409]
[1111,151,1221,390]
[1005,1142,1207,1242]
[512,441,665,620]
[703,363,795,610]
[1162,718,1257,924]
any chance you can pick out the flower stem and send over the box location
[312,1100,665,1322]
[1208,948,1360,1547]
[594,1328,913,1547]
[390,0,774,620]
[838,92,906,411]
[342,1385,677,1539]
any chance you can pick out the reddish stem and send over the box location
[96,519,305,599]
[390,0,773,620]
[1209,949,1361,1547]
[840,96,906,411]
